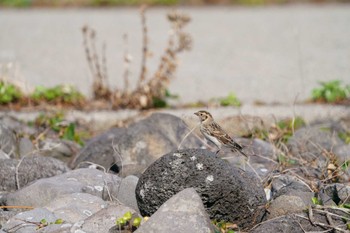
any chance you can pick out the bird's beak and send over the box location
[194,112,199,116]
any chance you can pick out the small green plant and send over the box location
[212,220,237,233]
[34,112,65,132]
[0,0,31,7]
[31,85,84,105]
[218,92,241,107]
[0,81,22,104]
[311,197,322,205]
[312,80,350,103]
[338,132,350,144]
[277,154,297,166]
[36,218,64,230]
[152,89,179,108]
[33,112,85,145]
[274,117,305,143]
[115,211,142,232]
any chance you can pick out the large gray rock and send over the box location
[70,127,126,173]
[136,149,267,230]
[117,113,201,176]
[0,156,69,192]
[72,113,202,176]
[45,193,106,223]
[0,123,18,158]
[135,188,214,233]
[5,168,121,207]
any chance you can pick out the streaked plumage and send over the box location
[194,110,247,157]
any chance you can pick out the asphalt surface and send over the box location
[1,4,350,104]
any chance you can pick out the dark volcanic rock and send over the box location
[135,188,215,233]
[136,149,267,230]
[0,156,69,192]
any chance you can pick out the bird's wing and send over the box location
[209,122,243,150]
[209,122,234,144]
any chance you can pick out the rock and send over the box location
[270,175,312,199]
[321,183,350,205]
[136,149,267,229]
[0,209,20,229]
[1,208,58,233]
[117,175,139,212]
[296,210,349,232]
[0,156,69,192]
[37,223,72,233]
[288,125,344,162]
[5,168,121,207]
[82,204,139,233]
[267,195,308,218]
[70,127,127,173]
[72,113,202,176]
[250,215,303,233]
[116,113,203,176]
[0,123,18,158]
[45,193,106,223]
[333,144,350,164]
[135,188,214,233]
[18,137,34,157]
[0,115,37,137]
[39,138,80,163]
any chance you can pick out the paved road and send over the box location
[1,5,350,104]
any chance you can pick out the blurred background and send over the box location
[0,0,349,108]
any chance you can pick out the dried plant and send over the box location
[82,25,111,100]
[82,7,192,109]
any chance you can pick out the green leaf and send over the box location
[152,97,167,108]
[116,217,126,226]
[219,92,241,107]
[40,219,47,225]
[54,219,63,224]
[63,123,76,141]
[311,197,321,205]
[132,217,142,227]
[122,211,132,221]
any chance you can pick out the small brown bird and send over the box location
[194,110,247,157]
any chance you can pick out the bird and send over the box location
[194,110,247,157]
